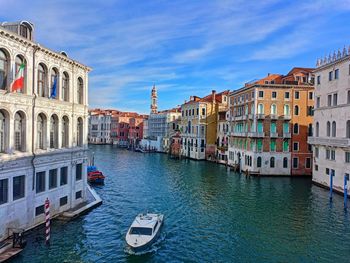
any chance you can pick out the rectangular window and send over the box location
[0,179,8,205]
[285,92,290,99]
[294,91,300,99]
[333,93,337,106]
[345,152,350,163]
[75,190,82,199]
[49,169,57,189]
[35,205,45,216]
[331,150,335,160]
[315,147,319,158]
[326,149,330,159]
[309,92,313,100]
[315,165,318,171]
[317,75,320,84]
[272,91,277,99]
[335,69,339,79]
[326,168,330,175]
[36,171,46,193]
[202,108,205,116]
[60,167,68,186]
[293,142,299,152]
[306,158,311,168]
[293,157,298,169]
[60,196,68,206]
[327,95,332,107]
[270,139,276,152]
[196,108,199,115]
[76,164,82,181]
[329,71,333,81]
[316,97,320,108]
[348,90,350,104]
[258,91,264,98]
[13,175,25,200]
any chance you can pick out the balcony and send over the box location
[248,132,265,138]
[248,114,254,119]
[282,115,291,120]
[283,132,291,138]
[308,136,350,148]
[270,132,278,138]
[270,114,278,120]
[232,132,247,137]
[256,114,265,119]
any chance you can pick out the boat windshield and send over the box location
[130,227,153,236]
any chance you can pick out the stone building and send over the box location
[0,21,91,240]
[228,68,314,175]
[88,109,119,144]
[309,48,350,193]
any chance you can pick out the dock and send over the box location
[0,238,23,263]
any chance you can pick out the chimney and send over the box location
[212,90,216,103]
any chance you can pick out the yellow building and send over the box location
[180,90,229,160]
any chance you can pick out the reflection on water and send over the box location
[11,145,350,263]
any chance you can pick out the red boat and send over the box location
[87,166,105,184]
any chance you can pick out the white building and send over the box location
[0,21,91,240]
[309,48,350,194]
[88,109,113,144]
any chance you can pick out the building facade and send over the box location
[88,109,118,144]
[180,90,229,160]
[309,48,350,193]
[0,21,90,240]
[228,68,314,175]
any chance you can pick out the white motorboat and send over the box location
[126,213,164,252]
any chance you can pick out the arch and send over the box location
[50,67,59,99]
[19,21,34,40]
[283,157,288,168]
[257,156,262,168]
[331,121,336,137]
[62,72,69,102]
[316,122,319,137]
[270,157,275,168]
[294,105,299,115]
[270,104,277,115]
[258,103,264,114]
[14,54,27,93]
[284,104,290,116]
[37,113,47,149]
[77,117,84,147]
[0,48,10,90]
[14,111,26,152]
[37,62,48,97]
[308,124,313,136]
[0,109,10,153]
[326,121,331,137]
[78,77,84,104]
[347,120,350,138]
[50,114,59,148]
[62,115,69,148]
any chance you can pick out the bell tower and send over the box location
[150,84,158,114]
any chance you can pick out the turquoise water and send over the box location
[11,145,350,262]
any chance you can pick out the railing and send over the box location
[283,132,291,138]
[248,132,265,138]
[256,114,265,119]
[232,132,247,137]
[282,115,291,120]
[270,132,278,138]
[270,114,278,120]
[308,136,350,147]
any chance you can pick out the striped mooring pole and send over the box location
[45,198,50,245]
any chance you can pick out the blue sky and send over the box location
[1,0,350,113]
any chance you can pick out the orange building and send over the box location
[227,68,314,176]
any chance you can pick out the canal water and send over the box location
[11,145,350,262]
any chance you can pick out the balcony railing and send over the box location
[282,115,291,120]
[248,132,265,138]
[308,136,350,148]
[232,132,247,137]
[248,114,254,119]
[283,132,291,138]
[270,114,278,120]
[270,132,278,138]
[256,114,265,119]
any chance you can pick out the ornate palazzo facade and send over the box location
[0,21,91,240]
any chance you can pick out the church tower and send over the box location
[150,84,158,114]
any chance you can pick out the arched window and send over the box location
[258,104,264,114]
[270,104,277,115]
[0,49,9,90]
[331,121,336,137]
[62,72,69,102]
[284,104,290,116]
[316,122,319,137]
[347,120,350,138]
[78,77,84,104]
[14,111,25,151]
[50,68,59,99]
[62,116,69,148]
[294,105,299,115]
[308,124,313,136]
[0,110,7,152]
[77,117,83,147]
[283,157,288,168]
[257,156,262,168]
[15,55,26,93]
[50,115,58,148]
[293,123,299,134]
[37,113,46,149]
[270,157,275,168]
[326,121,331,137]
[37,63,47,97]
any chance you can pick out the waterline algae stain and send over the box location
[11,145,350,262]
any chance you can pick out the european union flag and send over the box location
[50,77,57,99]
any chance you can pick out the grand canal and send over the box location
[12,145,350,262]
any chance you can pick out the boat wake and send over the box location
[124,231,166,256]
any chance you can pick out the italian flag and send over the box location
[11,63,25,92]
